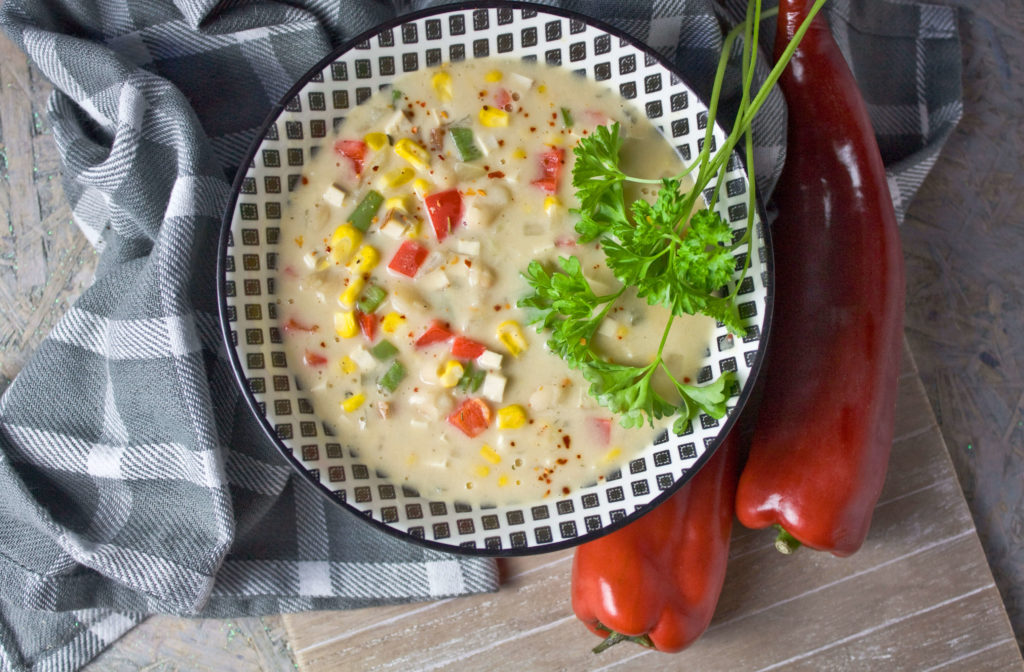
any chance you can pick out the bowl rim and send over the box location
[216,0,775,557]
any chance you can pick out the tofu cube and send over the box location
[476,349,503,370]
[481,372,507,403]
[323,183,347,208]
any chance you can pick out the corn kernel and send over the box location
[543,196,560,216]
[473,464,491,478]
[341,393,365,413]
[338,276,365,309]
[600,447,622,464]
[340,356,358,374]
[512,147,528,160]
[348,245,380,274]
[497,475,509,487]
[437,360,464,388]
[479,106,509,128]
[394,138,430,169]
[480,445,502,465]
[384,196,409,212]
[329,224,362,264]
[484,70,503,83]
[381,311,406,333]
[537,84,547,94]
[334,311,358,338]
[496,320,528,357]
[379,166,415,189]
[412,178,432,198]
[431,70,453,101]
[497,404,527,429]
[364,132,388,151]
[404,217,422,238]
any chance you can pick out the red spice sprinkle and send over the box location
[487,171,505,179]
[562,487,570,495]
[556,458,568,465]
[498,139,505,147]
[301,176,309,185]
[529,126,537,132]
[493,304,502,311]
[561,435,572,449]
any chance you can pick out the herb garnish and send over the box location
[519,0,828,433]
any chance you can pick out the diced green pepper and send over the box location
[356,284,387,314]
[449,127,482,162]
[348,190,384,232]
[379,360,406,392]
[456,362,486,392]
[369,339,399,360]
[560,107,573,127]
[391,88,403,109]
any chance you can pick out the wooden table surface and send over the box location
[1,1,1022,670]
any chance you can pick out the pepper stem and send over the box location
[592,626,656,654]
[774,525,802,554]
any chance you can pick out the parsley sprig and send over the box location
[520,0,828,433]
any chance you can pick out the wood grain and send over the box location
[281,340,1024,672]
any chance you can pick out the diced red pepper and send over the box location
[554,235,578,248]
[283,318,318,333]
[424,189,463,242]
[493,87,512,109]
[303,350,328,367]
[592,418,613,445]
[584,110,610,126]
[357,311,377,342]
[531,148,565,194]
[334,139,367,175]
[451,336,486,360]
[415,320,454,347]
[387,240,428,277]
[447,398,492,438]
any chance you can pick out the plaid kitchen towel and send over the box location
[0,0,961,670]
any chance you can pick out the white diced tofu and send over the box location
[350,346,377,370]
[420,269,450,291]
[302,251,318,269]
[481,372,507,403]
[482,184,511,207]
[467,264,493,288]
[383,109,410,135]
[421,250,445,273]
[507,72,534,91]
[479,133,499,155]
[464,200,495,229]
[322,183,347,207]
[456,239,481,256]
[476,349,503,370]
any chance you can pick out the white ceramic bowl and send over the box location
[217,1,771,555]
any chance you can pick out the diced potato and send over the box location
[464,200,495,229]
[323,183,347,208]
[350,346,377,370]
[420,268,450,291]
[507,72,534,90]
[477,349,503,370]
[456,239,481,256]
[481,372,506,403]
[302,250,330,271]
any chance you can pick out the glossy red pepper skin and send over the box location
[734,0,905,556]
[571,430,743,652]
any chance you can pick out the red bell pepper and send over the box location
[334,139,367,175]
[450,335,486,360]
[302,350,328,367]
[734,0,905,556]
[414,320,453,347]
[572,429,744,652]
[424,189,463,241]
[531,148,565,193]
[282,317,318,333]
[357,311,377,342]
[387,240,428,278]
[447,398,492,438]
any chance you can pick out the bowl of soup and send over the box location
[217,2,772,555]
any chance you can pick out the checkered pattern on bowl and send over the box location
[219,3,770,555]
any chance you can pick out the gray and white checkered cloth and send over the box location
[0,0,961,669]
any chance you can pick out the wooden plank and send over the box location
[283,341,1023,671]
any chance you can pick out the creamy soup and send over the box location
[276,58,714,505]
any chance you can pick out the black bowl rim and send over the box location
[216,0,775,558]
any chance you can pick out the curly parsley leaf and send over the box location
[571,123,629,242]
